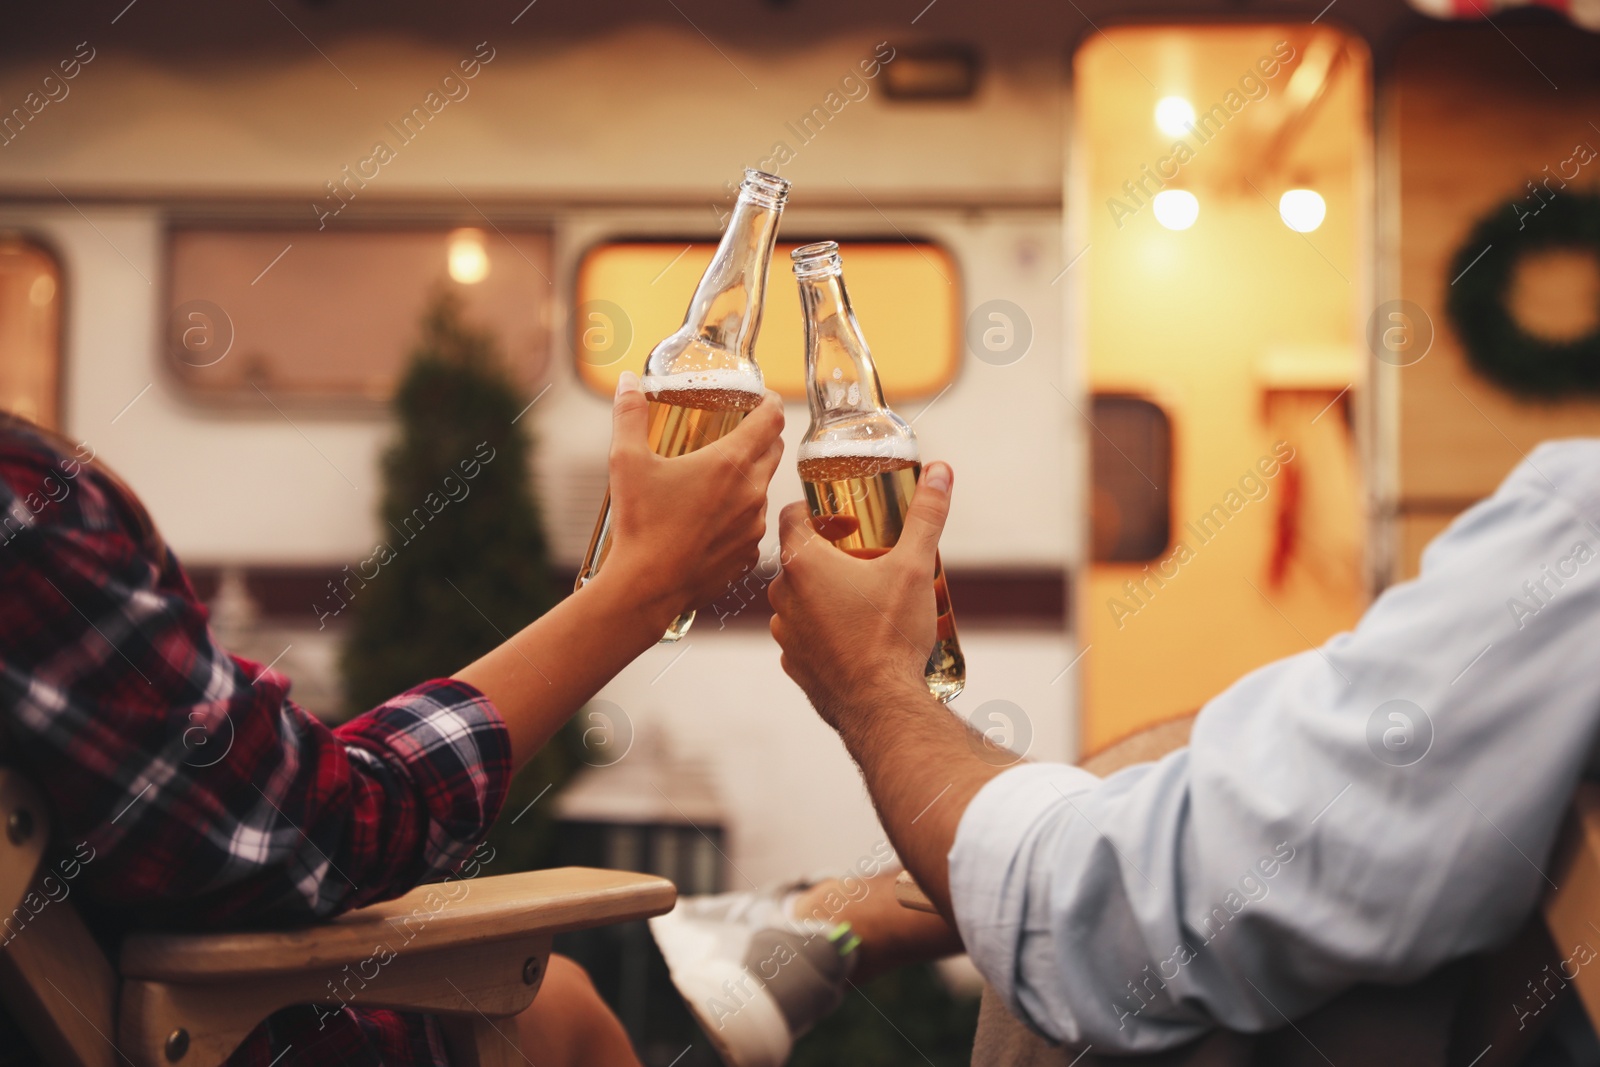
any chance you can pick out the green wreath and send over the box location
[1446,190,1600,398]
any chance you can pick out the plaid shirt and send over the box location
[0,422,512,1067]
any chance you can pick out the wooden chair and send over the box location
[1542,781,1600,1028]
[0,765,676,1067]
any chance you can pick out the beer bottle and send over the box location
[792,240,966,701]
[576,169,790,642]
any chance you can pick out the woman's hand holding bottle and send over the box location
[595,370,785,633]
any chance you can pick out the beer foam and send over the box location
[797,437,920,463]
[642,369,765,397]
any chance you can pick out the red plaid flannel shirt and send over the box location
[0,422,512,1067]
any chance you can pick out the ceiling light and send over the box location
[1152,190,1199,231]
[448,229,490,285]
[1278,189,1327,233]
[1155,97,1196,138]
[28,274,56,307]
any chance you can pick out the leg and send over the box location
[514,954,642,1067]
[649,869,969,1065]
[789,870,965,981]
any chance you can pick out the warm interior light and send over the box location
[448,229,490,284]
[28,274,56,306]
[1152,190,1199,231]
[1154,96,1196,138]
[1278,189,1327,233]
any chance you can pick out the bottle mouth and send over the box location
[791,240,842,279]
[739,169,791,209]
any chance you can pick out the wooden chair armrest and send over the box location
[122,867,676,981]
[894,870,938,913]
[117,869,675,1066]
[1078,713,1197,777]
[1545,783,1600,1030]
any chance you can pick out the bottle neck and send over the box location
[798,270,888,421]
[681,195,783,359]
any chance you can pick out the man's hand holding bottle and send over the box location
[768,462,955,729]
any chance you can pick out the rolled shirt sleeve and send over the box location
[0,447,512,929]
[949,439,1600,1053]
[335,682,511,891]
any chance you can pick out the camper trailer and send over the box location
[5,0,1600,1062]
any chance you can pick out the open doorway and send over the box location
[1074,24,1371,753]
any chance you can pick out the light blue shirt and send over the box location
[948,439,1600,1053]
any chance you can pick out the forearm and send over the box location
[452,565,671,768]
[831,682,1006,922]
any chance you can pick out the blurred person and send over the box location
[664,445,1600,1067]
[0,370,784,1067]
[649,863,963,1065]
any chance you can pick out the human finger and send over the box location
[721,391,785,464]
[893,462,953,566]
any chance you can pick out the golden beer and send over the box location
[798,452,966,702]
[578,383,763,641]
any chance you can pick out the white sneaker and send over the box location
[649,883,860,1067]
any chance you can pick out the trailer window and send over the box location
[0,238,62,430]
[574,240,960,401]
[165,228,553,405]
[1089,394,1172,563]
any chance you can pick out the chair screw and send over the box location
[164,1028,189,1061]
[523,957,541,986]
[6,809,32,845]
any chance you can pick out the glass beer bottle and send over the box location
[791,241,966,701]
[576,169,790,642]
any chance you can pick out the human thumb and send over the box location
[895,462,952,564]
[610,371,649,458]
